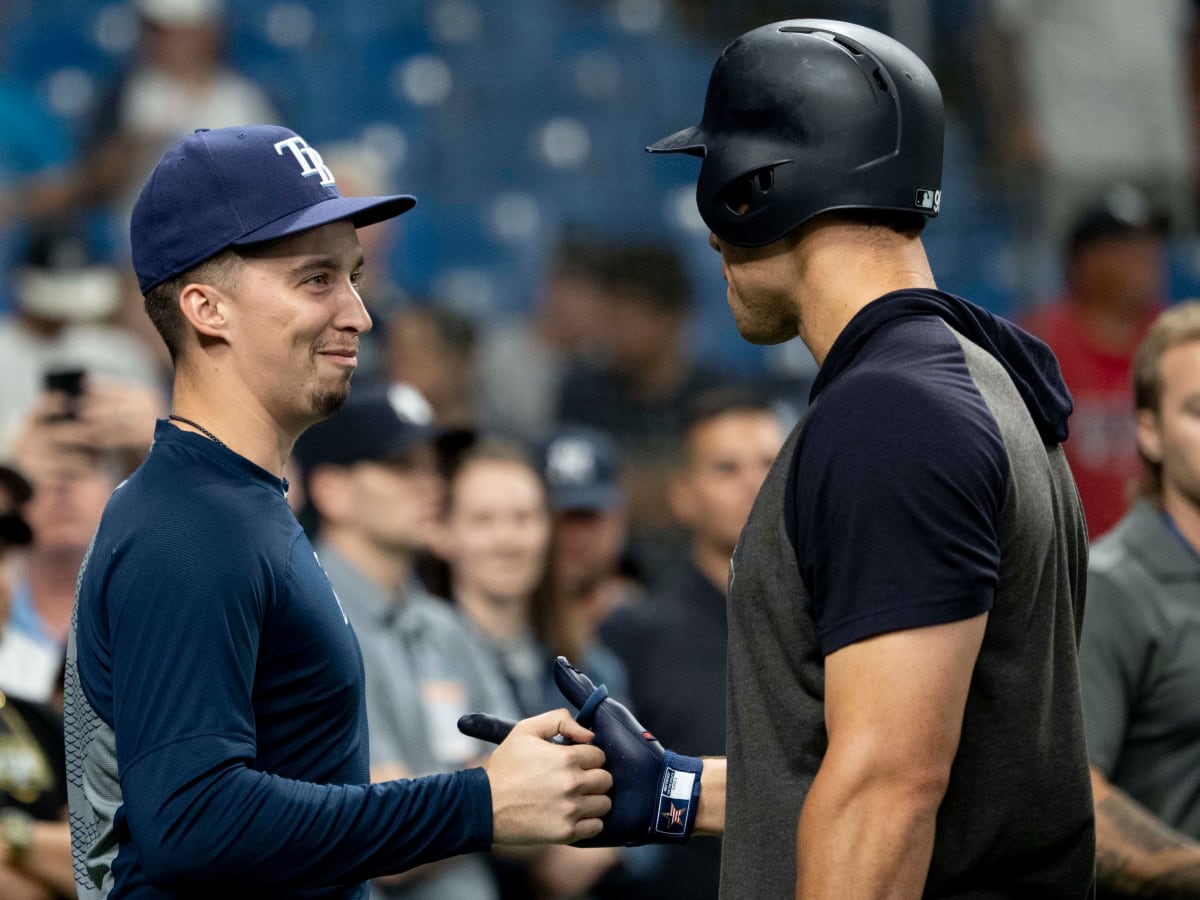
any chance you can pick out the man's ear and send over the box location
[178,282,230,340]
[1136,408,1163,464]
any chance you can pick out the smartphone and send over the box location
[44,368,86,421]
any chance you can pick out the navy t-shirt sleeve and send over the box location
[789,364,1008,656]
[99,512,491,889]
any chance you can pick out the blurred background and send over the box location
[4,0,1200,383]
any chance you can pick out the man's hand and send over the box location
[484,709,612,846]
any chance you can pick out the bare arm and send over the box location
[796,612,988,899]
[1092,765,1200,898]
[694,756,726,836]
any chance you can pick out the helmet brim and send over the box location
[646,125,706,156]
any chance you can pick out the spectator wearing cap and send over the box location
[539,426,642,642]
[600,386,785,900]
[0,462,76,899]
[1021,185,1170,538]
[295,381,517,900]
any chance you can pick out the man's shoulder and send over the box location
[98,451,294,564]
[1090,503,1185,585]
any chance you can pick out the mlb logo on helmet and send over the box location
[915,188,941,213]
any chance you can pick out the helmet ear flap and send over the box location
[718,165,778,217]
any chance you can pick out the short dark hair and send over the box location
[678,384,777,444]
[826,208,927,239]
[549,231,692,314]
[142,249,243,363]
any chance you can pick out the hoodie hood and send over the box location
[812,289,1072,444]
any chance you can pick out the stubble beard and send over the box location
[309,377,352,420]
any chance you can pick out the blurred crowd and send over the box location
[1,0,1200,897]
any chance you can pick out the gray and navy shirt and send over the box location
[722,290,1095,898]
[65,422,492,899]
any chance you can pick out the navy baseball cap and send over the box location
[1067,185,1168,258]
[130,124,416,292]
[538,426,623,512]
[294,381,438,470]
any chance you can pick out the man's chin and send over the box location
[733,318,795,346]
[310,382,351,420]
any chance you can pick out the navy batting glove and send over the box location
[553,656,703,846]
[457,656,703,846]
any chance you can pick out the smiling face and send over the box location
[444,457,552,607]
[218,221,372,430]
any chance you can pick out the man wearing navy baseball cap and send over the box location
[64,125,612,899]
[296,381,521,900]
[538,426,641,638]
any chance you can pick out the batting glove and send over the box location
[458,656,703,846]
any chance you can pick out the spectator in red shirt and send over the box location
[1021,186,1169,539]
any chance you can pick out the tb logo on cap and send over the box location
[274,136,336,186]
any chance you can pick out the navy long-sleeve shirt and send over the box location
[65,421,492,898]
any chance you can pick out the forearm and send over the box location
[694,757,726,836]
[125,745,492,889]
[1093,770,1200,898]
[795,771,941,899]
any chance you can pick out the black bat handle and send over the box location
[458,713,517,745]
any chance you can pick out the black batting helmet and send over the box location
[648,19,944,247]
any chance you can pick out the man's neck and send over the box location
[794,225,937,366]
[1163,489,1200,555]
[1072,298,1154,355]
[171,368,298,477]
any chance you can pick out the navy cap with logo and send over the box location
[130,124,416,293]
[294,381,438,471]
[538,426,623,512]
